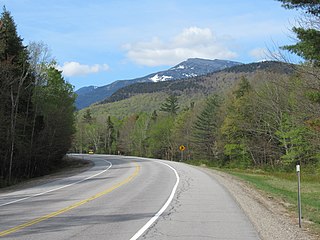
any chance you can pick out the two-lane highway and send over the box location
[0,155,260,239]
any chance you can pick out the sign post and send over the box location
[296,163,302,228]
[179,145,186,162]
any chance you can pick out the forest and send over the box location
[73,69,320,172]
[0,8,75,186]
[72,0,320,173]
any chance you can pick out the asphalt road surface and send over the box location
[0,155,260,239]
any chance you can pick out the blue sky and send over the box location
[2,0,300,90]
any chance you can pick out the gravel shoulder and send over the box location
[198,166,318,240]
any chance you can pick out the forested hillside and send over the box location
[0,9,76,186]
[72,56,319,172]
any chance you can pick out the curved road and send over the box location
[0,155,260,239]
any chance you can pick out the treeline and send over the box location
[0,8,75,185]
[100,77,207,104]
[223,61,295,75]
[72,70,320,171]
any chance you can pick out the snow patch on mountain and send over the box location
[183,73,197,78]
[149,74,173,82]
[171,65,187,70]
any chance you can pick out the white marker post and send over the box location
[296,163,302,228]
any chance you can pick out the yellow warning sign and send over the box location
[179,145,186,151]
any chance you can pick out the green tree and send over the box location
[233,77,252,98]
[0,8,76,184]
[278,0,320,18]
[147,115,175,159]
[118,114,138,154]
[131,113,149,156]
[0,7,35,183]
[172,106,198,161]
[277,0,320,65]
[160,95,179,115]
[275,113,311,166]
[192,94,221,161]
[31,67,75,175]
[0,7,27,64]
[221,77,253,167]
[104,116,114,154]
[83,109,93,124]
[27,42,55,177]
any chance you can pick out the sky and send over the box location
[2,0,301,90]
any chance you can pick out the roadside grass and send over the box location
[223,168,320,234]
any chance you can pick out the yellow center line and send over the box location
[0,163,140,237]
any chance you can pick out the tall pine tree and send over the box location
[192,94,221,161]
[0,7,35,183]
[160,95,180,115]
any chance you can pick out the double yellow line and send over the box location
[0,163,140,237]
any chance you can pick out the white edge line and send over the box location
[129,161,180,240]
[0,159,112,207]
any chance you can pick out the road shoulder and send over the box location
[197,166,317,240]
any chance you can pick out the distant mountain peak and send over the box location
[75,58,243,109]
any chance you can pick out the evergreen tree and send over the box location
[0,7,35,183]
[83,109,93,123]
[277,0,320,65]
[131,113,149,156]
[104,116,114,154]
[0,8,76,184]
[278,0,320,17]
[160,95,179,115]
[221,78,253,167]
[233,77,252,98]
[192,95,221,160]
[0,7,27,64]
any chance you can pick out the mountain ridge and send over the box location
[75,58,242,109]
[99,60,295,105]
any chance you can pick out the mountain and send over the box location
[139,58,242,82]
[99,60,295,105]
[75,58,242,109]
[75,79,143,110]
[74,86,97,95]
[81,61,295,120]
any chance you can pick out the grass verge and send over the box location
[222,168,320,235]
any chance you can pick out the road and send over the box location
[0,155,260,239]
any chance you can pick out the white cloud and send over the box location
[249,48,268,61]
[124,27,237,66]
[57,62,109,77]
[249,47,285,62]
